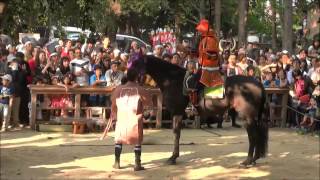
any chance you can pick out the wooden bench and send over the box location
[265,88,290,128]
[29,85,163,130]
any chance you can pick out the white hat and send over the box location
[282,50,289,54]
[120,53,129,59]
[24,41,32,45]
[113,49,121,57]
[50,52,58,57]
[1,74,12,82]
[155,44,163,49]
[7,55,17,63]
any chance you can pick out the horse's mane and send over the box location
[145,55,186,88]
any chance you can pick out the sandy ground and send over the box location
[0,123,319,180]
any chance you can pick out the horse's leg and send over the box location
[167,115,182,165]
[241,123,256,166]
[230,108,241,128]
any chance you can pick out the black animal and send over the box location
[131,55,268,166]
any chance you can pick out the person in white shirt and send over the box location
[105,60,124,87]
[69,48,89,86]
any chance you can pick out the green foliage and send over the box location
[1,0,317,43]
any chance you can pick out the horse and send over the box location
[130,55,268,166]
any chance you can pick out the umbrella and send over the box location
[0,34,12,46]
[45,40,59,53]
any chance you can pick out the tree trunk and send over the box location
[214,0,221,37]
[282,0,293,53]
[199,0,206,19]
[238,0,249,48]
[271,0,277,51]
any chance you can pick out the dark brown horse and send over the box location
[130,55,268,166]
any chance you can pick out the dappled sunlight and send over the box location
[220,135,238,139]
[238,168,270,178]
[30,151,194,173]
[1,135,106,148]
[185,165,270,179]
[207,143,226,146]
[279,152,290,158]
[223,152,247,158]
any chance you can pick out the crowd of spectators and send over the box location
[0,34,319,133]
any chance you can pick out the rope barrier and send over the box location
[286,105,320,122]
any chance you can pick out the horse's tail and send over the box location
[256,87,269,158]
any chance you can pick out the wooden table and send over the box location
[29,85,162,130]
[265,88,290,128]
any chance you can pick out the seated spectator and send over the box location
[105,60,124,87]
[53,73,77,117]
[89,65,106,106]
[0,74,13,132]
[263,72,279,88]
[300,96,318,128]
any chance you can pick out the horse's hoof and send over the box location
[240,159,254,167]
[232,124,241,128]
[167,158,176,165]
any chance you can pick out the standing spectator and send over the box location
[49,53,60,71]
[226,54,242,128]
[287,60,301,85]
[308,38,319,58]
[70,47,90,86]
[0,74,13,132]
[105,60,124,87]
[24,41,33,61]
[307,57,319,77]
[171,53,181,66]
[61,39,73,57]
[226,54,242,77]
[247,42,260,63]
[0,48,9,75]
[280,50,291,70]
[237,54,249,72]
[68,48,75,61]
[27,47,40,84]
[153,45,163,58]
[82,39,95,56]
[7,58,24,128]
[56,56,71,77]
[15,52,31,125]
[35,51,54,84]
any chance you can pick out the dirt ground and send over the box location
[0,123,319,180]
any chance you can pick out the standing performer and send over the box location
[111,68,150,171]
